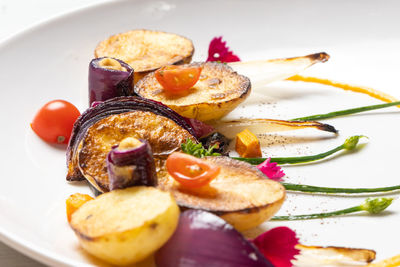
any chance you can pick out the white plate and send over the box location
[1,0,399,266]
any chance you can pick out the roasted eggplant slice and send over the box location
[95,29,194,84]
[135,62,251,121]
[157,156,285,231]
[66,97,197,188]
[78,110,195,192]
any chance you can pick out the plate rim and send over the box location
[0,1,124,265]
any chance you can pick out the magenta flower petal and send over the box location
[257,158,285,181]
[207,36,241,63]
[252,227,300,267]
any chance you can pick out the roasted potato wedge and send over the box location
[78,110,195,192]
[70,186,179,266]
[157,156,285,231]
[135,62,251,121]
[95,29,194,84]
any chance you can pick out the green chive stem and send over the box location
[271,198,393,221]
[282,183,400,194]
[271,206,362,220]
[290,101,400,122]
[232,135,365,165]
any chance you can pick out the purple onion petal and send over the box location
[155,210,273,267]
[106,139,157,190]
[88,57,134,105]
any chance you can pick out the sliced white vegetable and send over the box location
[228,52,329,88]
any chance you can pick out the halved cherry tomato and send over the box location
[31,100,80,144]
[155,65,202,93]
[166,152,220,188]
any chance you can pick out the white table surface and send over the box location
[0,1,110,265]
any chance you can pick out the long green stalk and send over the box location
[290,101,400,122]
[272,206,362,220]
[271,198,393,221]
[233,135,364,165]
[282,183,400,194]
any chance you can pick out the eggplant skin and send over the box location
[94,29,194,84]
[157,156,285,231]
[78,110,195,192]
[66,96,197,183]
[135,62,251,121]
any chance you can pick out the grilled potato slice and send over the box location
[78,110,195,192]
[70,186,179,266]
[157,156,285,231]
[95,29,194,84]
[135,62,251,121]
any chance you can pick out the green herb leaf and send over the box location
[181,139,221,158]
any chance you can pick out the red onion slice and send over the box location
[106,139,157,190]
[88,57,134,105]
[155,210,273,267]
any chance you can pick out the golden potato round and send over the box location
[157,156,285,231]
[95,29,194,84]
[70,186,179,266]
[135,62,251,121]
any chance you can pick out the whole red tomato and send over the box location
[31,100,80,144]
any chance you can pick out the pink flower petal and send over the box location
[257,158,285,181]
[207,37,241,63]
[252,227,300,267]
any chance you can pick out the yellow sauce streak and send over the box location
[287,75,399,106]
[367,254,400,267]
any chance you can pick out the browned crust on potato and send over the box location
[78,110,195,192]
[135,62,251,121]
[157,156,285,230]
[94,29,194,82]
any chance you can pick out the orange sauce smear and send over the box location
[287,75,399,107]
[367,253,400,267]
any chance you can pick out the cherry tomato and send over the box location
[155,65,202,93]
[31,100,80,144]
[166,152,220,188]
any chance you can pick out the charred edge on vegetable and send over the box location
[70,226,100,242]
[306,52,330,63]
[88,181,103,196]
[200,132,231,155]
[298,245,376,263]
[285,120,338,133]
[66,96,197,181]
[315,122,338,133]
